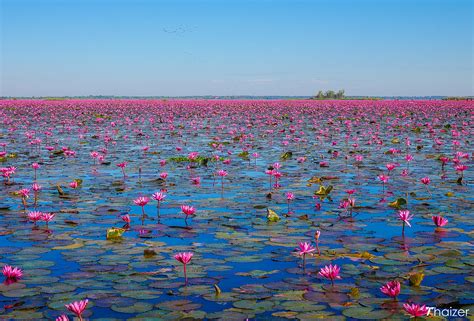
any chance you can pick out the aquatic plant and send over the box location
[398,210,414,235]
[174,252,193,284]
[380,280,401,300]
[318,264,341,286]
[2,264,23,283]
[65,299,89,321]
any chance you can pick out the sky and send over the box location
[1,0,473,97]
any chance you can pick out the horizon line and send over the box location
[2,94,473,99]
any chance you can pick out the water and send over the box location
[0,99,472,320]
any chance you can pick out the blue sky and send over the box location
[1,0,472,96]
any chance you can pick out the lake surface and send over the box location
[0,99,472,320]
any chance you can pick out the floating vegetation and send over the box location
[0,99,472,319]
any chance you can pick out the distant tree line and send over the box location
[313,89,345,99]
[442,96,473,101]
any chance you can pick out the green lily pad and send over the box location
[236,269,279,279]
[121,290,162,299]
[342,307,393,319]
[111,302,153,314]
[155,299,202,311]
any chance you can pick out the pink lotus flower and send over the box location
[32,183,42,192]
[378,173,390,193]
[1,166,16,180]
[152,191,166,216]
[432,215,448,227]
[314,230,321,240]
[41,212,55,225]
[65,299,89,321]
[28,211,43,225]
[380,280,401,299]
[191,177,201,185]
[420,177,430,185]
[16,187,29,208]
[56,315,70,321]
[286,192,295,201]
[18,188,30,198]
[217,169,228,177]
[174,252,193,265]
[134,196,149,215]
[378,174,389,183]
[285,192,295,213]
[297,156,306,163]
[160,172,168,180]
[64,150,76,157]
[152,192,166,202]
[398,210,414,235]
[217,170,228,193]
[339,200,349,209]
[3,264,23,282]
[122,214,131,224]
[181,205,196,217]
[348,198,355,207]
[160,159,167,166]
[116,162,127,178]
[265,169,274,190]
[174,252,193,283]
[188,152,199,160]
[318,264,341,286]
[270,169,278,177]
[439,156,450,166]
[456,151,469,159]
[297,242,316,256]
[403,303,429,318]
[116,162,127,168]
[31,163,40,180]
[314,230,321,255]
[134,196,149,207]
[386,163,396,171]
[69,181,78,189]
[398,210,413,227]
[297,241,315,267]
